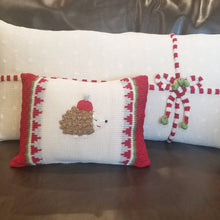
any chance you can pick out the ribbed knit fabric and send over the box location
[10,74,150,168]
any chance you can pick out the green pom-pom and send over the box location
[181,122,188,129]
[182,79,190,88]
[161,115,168,125]
[171,82,179,90]
[177,78,185,86]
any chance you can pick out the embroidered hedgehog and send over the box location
[59,95,107,136]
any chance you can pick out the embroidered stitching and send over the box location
[59,96,107,136]
[60,104,94,136]
[120,78,135,165]
[28,77,48,165]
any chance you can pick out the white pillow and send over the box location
[0,20,220,148]
[10,74,150,167]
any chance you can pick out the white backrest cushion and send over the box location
[0,20,220,148]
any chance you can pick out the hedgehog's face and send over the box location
[93,115,108,130]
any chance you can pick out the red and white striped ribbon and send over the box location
[0,74,107,83]
[154,34,208,143]
[149,83,220,95]
[167,98,181,143]
[171,33,181,79]
[165,93,177,119]
[0,74,20,82]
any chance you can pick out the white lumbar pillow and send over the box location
[0,20,220,148]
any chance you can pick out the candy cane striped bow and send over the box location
[155,73,203,143]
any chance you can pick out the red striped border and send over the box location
[10,74,38,167]
[120,78,134,165]
[120,76,150,167]
[132,76,150,167]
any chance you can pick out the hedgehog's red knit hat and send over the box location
[77,95,93,111]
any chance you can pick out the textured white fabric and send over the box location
[38,79,125,165]
[0,20,220,148]
[0,81,21,139]
[0,21,174,79]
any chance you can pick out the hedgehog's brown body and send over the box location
[59,106,94,136]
